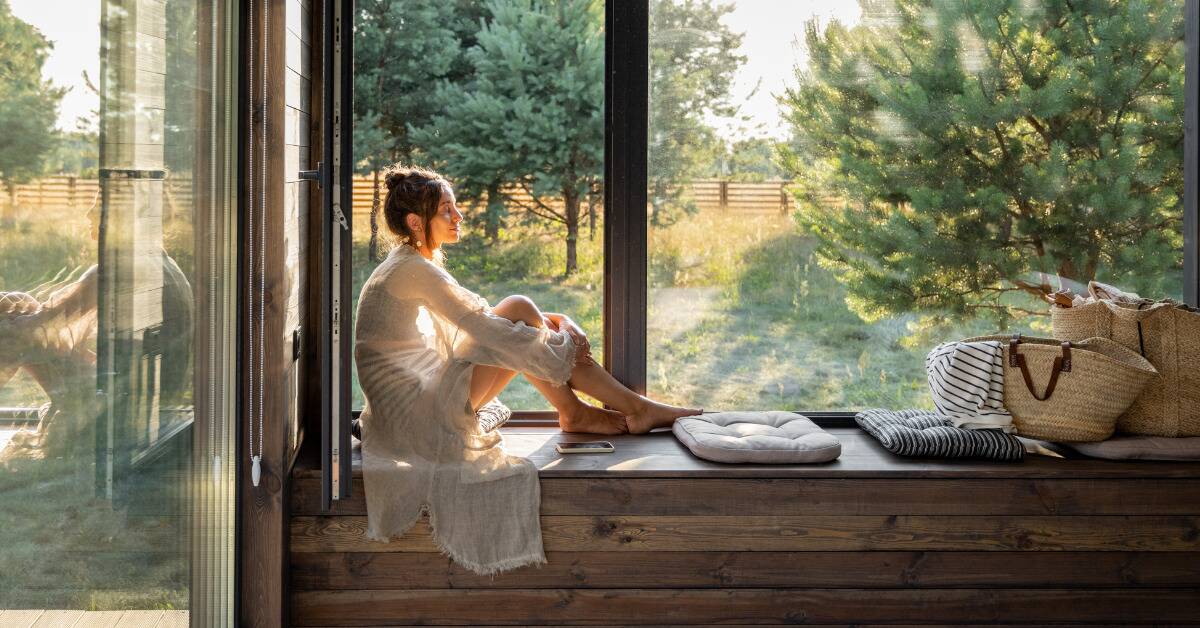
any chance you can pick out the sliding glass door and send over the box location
[0,0,239,624]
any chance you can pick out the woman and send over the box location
[354,165,700,574]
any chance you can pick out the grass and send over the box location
[0,442,190,610]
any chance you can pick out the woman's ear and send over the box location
[406,214,422,238]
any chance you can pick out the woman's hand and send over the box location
[560,317,594,366]
[544,313,593,365]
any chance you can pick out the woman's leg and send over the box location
[498,295,701,433]
[470,295,626,434]
[467,363,518,412]
[564,361,703,434]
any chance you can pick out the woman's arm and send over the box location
[394,262,580,386]
[542,312,566,331]
[542,312,593,363]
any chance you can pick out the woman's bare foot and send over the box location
[626,400,704,435]
[560,403,629,435]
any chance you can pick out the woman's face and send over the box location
[412,185,463,250]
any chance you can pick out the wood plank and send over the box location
[290,515,1200,553]
[31,611,82,627]
[290,477,1200,516]
[240,0,294,625]
[289,588,1200,625]
[299,625,1196,628]
[286,69,310,114]
[289,550,1200,590]
[287,0,312,44]
[285,106,310,147]
[293,429,1200,479]
[0,610,44,628]
[69,611,126,628]
[151,611,189,627]
[286,29,305,76]
[135,0,167,39]
[113,611,164,628]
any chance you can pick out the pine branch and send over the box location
[1114,56,1165,130]
[1023,115,1052,149]
[518,181,567,222]
[510,195,566,225]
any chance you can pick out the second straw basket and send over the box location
[1052,298,1200,437]
[963,334,1157,442]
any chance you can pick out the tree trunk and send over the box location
[649,178,667,227]
[587,180,597,241]
[564,185,580,277]
[485,183,502,243]
[369,170,381,261]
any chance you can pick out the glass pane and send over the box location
[647,0,1185,411]
[0,1,238,623]
[352,0,606,411]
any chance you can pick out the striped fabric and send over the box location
[925,340,1014,432]
[476,398,513,433]
[855,408,1024,461]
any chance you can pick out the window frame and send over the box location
[343,0,1200,429]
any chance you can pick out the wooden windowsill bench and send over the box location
[289,426,1200,626]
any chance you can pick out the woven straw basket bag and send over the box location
[1052,300,1200,437]
[963,334,1157,442]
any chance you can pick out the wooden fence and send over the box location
[350,176,795,218]
[5,176,796,221]
[1,176,197,225]
[3,176,102,212]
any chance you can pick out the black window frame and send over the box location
[347,0,1200,430]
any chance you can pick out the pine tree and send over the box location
[648,0,746,227]
[413,0,604,276]
[0,0,65,226]
[780,0,1184,326]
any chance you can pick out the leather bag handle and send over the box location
[1008,333,1072,401]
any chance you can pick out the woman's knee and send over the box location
[493,294,542,326]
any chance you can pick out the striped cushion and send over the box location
[476,397,512,433]
[855,408,1024,461]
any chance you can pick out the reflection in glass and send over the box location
[0,0,237,622]
[647,0,1184,412]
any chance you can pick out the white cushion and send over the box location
[672,411,841,464]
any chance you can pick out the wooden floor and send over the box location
[0,610,188,627]
[290,427,1200,626]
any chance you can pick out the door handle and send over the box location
[299,161,327,187]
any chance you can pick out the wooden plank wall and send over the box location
[284,0,311,467]
[239,0,312,625]
[288,474,1200,625]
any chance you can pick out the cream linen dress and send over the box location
[354,244,578,575]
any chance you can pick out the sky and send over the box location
[10,0,103,133]
[703,1,862,141]
[10,0,861,140]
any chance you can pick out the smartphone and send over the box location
[555,441,615,454]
